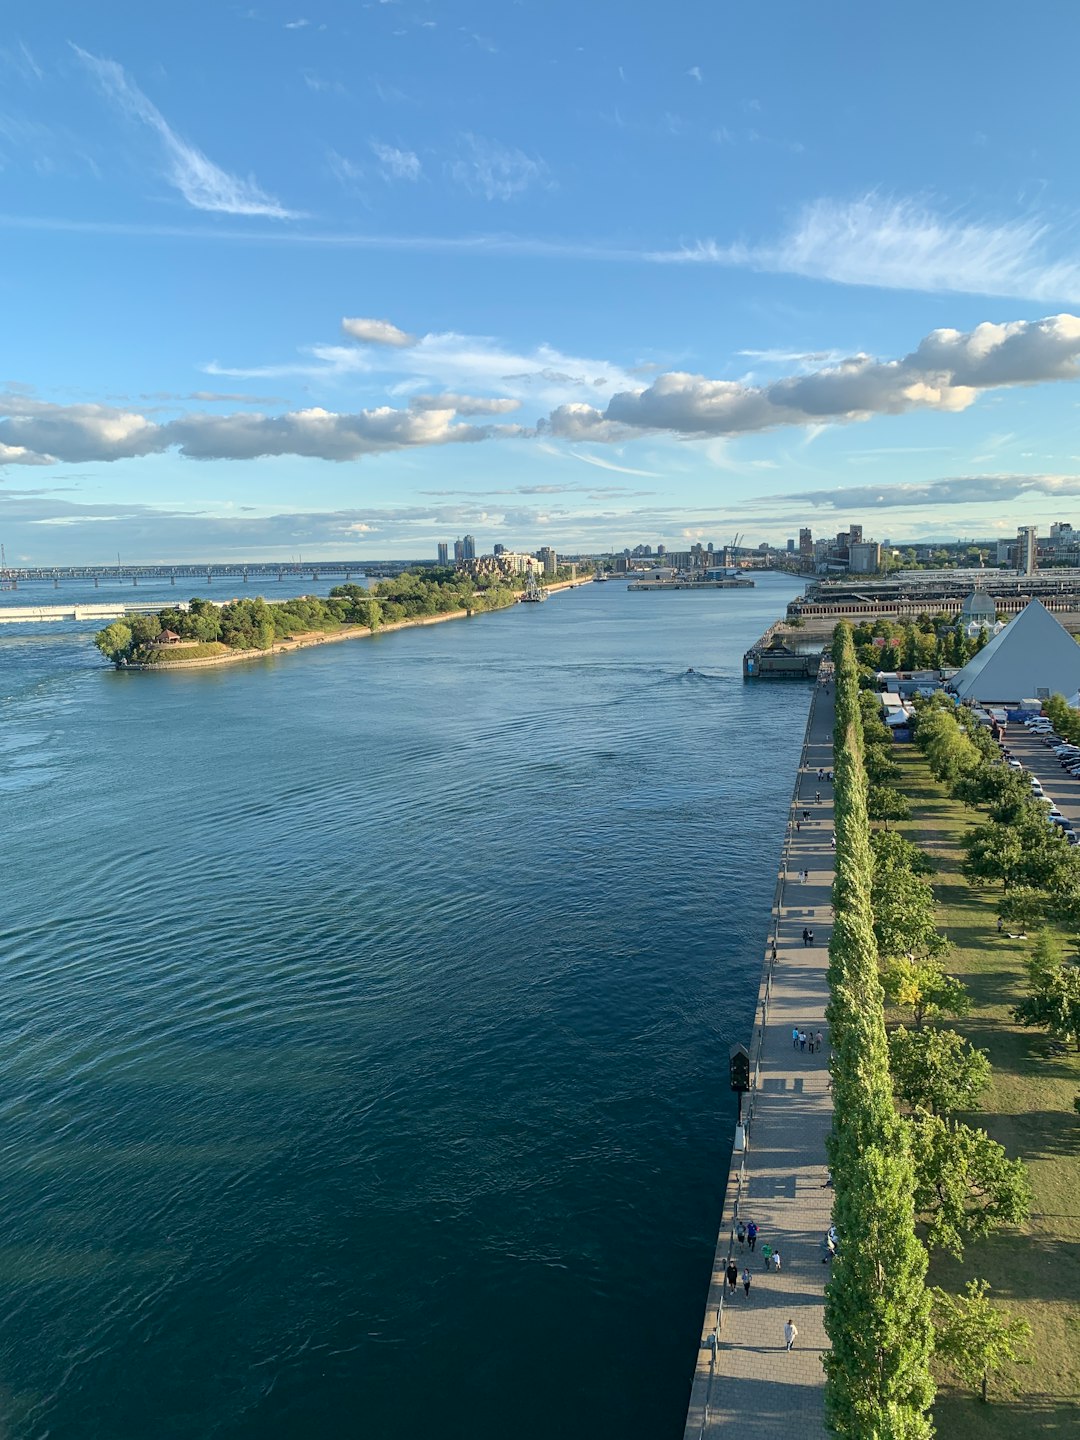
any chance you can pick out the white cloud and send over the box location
[687,66,703,83]
[72,45,298,218]
[9,314,1080,469]
[341,316,417,347]
[370,140,421,181]
[448,134,549,201]
[0,391,522,464]
[540,314,1080,441]
[649,194,1080,304]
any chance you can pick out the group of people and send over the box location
[816,767,833,783]
[792,1027,824,1054]
[800,926,815,946]
[729,1219,800,1350]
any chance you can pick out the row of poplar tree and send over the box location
[824,624,1030,1433]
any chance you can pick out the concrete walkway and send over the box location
[683,680,837,1439]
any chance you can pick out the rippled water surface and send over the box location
[0,575,808,1439]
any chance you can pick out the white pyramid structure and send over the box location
[949,598,1080,703]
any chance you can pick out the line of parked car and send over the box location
[998,715,1080,843]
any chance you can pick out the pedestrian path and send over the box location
[683,681,836,1439]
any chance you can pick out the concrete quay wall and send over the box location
[683,680,836,1439]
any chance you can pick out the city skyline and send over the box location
[5,4,1080,562]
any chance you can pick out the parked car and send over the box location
[1007,759,1024,770]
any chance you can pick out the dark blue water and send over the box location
[0,575,807,1439]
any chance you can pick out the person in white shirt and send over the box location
[784,1319,798,1351]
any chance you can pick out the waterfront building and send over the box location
[798,527,813,562]
[786,537,795,553]
[848,523,863,545]
[657,544,666,557]
[462,534,477,561]
[961,591,997,625]
[537,546,557,576]
[453,538,465,563]
[437,542,449,566]
[949,598,1080,702]
[1019,525,1038,576]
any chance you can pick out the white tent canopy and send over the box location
[949,599,1080,703]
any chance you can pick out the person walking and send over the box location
[795,820,801,833]
[760,1241,773,1270]
[771,1249,781,1271]
[726,1259,738,1294]
[784,1319,798,1351]
[746,1220,757,1252]
[799,1031,806,1052]
[807,1032,815,1054]
[792,1026,800,1049]
[815,790,821,803]
[801,927,809,947]
[807,928,815,946]
[816,1029,824,1052]
[736,1220,746,1249]
[742,1267,752,1298]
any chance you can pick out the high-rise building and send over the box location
[462,534,477,561]
[787,538,795,553]
[537,545,557,576]
[437,541,449,565]
[656,543,666,557]
[453,538,465,563]
[493,543,506,556]
[1017,525,1037,577]
[799,527,813,559]
[848,523,863,545]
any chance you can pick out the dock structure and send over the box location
[683,681,835,1438]
[743,625,823,679]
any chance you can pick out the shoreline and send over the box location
[120,576,588,672]
[682,682,835,1436]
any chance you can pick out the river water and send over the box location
[0,574,807,1439]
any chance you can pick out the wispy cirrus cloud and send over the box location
[650,193,1080,304]
[71,44,299,218]
[370,139,421,181]
[448,133,550,201]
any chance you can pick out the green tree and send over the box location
[930,1280,1031,1403]
[867,784,911,830]
[94,620,134,663]
[908,1115,1031,1256]
[889,1027,991,1115]
[1011,958,1080,1051]
[883,958,969,1029]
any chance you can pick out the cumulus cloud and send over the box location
[650,194,1080,304]
[448,133,549,200]
[370,139,421,181]
[0,392,522,465]
[72,45,297,218]
[6,314,1080,469]
[541,314,1080,442]
[408,392,521,415]
[341,316,417,347]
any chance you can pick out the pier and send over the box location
[683,680,835,1438]
[743,624,823,679]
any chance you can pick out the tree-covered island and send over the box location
[94,569,523,667]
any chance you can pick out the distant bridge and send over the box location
[0,559,422,586]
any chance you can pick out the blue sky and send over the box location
[4,1,1080,562]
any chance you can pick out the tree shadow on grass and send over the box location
[972,1108,1080,1162]
[935,1390,1080,1438]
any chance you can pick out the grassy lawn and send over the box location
[891,745,1080,1437]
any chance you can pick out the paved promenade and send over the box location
[683,681,837,1439]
